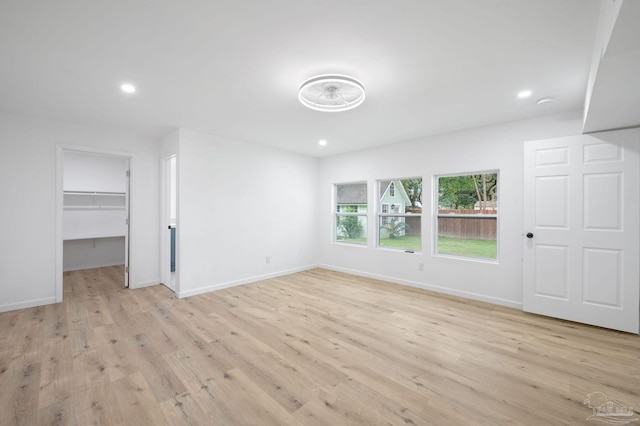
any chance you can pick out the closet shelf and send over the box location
[64,191,126,209]
[63,233,126,241]
[64,205,125,210]
[64,191,126,196]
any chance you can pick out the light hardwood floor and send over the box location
[0,266,638,425]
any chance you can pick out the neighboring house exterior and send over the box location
[336,183,367,240]
[473,199,498,211]
[379,179,411,217]
[336,183,368,213]
[336,181,417,240]
[379,180,412,237]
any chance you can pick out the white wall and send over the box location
[0,113,161,312]
[177,129,318,298]
[63,151,129,192]
[0,109,596,313]
[318,111,585,308]
[63,237,125,271]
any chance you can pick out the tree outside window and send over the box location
[436,172,498,259]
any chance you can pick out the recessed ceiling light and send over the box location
[536,97,555,105]
[517,90,532,99]
[298,75,365,112]
[120,83,136,94]
[318,139,327,146]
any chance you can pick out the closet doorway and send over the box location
[161,155,177,292]
[61,149,131,289]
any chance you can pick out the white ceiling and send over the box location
[0,0,604,156]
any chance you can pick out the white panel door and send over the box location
[523,129,639,333]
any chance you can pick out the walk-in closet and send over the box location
[62,151,130,286]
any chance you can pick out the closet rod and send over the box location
[64,191,126,196]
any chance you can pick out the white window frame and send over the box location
[335,182,368,245]
[434,170,499,262]
[377,178,422,252]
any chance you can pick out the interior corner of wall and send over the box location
[583,0,622,133]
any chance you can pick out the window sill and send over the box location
[333,241,368,248]
[434,252,500,265]
[376,246,422,255]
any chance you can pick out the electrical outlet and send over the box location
[266,256,271,264]
[418,262,424,271]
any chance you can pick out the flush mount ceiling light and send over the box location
[120,83,136,94]
[517,90,532,99]
[298,75,365,112]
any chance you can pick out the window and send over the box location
[381,203,389,225]
[378,178,422,251]
[335,182,367,245]
[436,172,498,259]
[337,204,359,213]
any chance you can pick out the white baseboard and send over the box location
[1,265,521,314]
[0,279,160,313]
[63,261,125,272]
[130,279,160,289]
[0,297,57,313]
[177,264,317,299]
[176,263,522,311]
[318,263,523,310]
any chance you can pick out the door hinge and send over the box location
[125,266,129,273]
[126,218,129,225]
[126,170,130,178]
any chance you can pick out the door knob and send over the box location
[526,232,534,238]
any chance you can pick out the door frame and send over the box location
[55,144,134,302]
[160,154,178,293]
